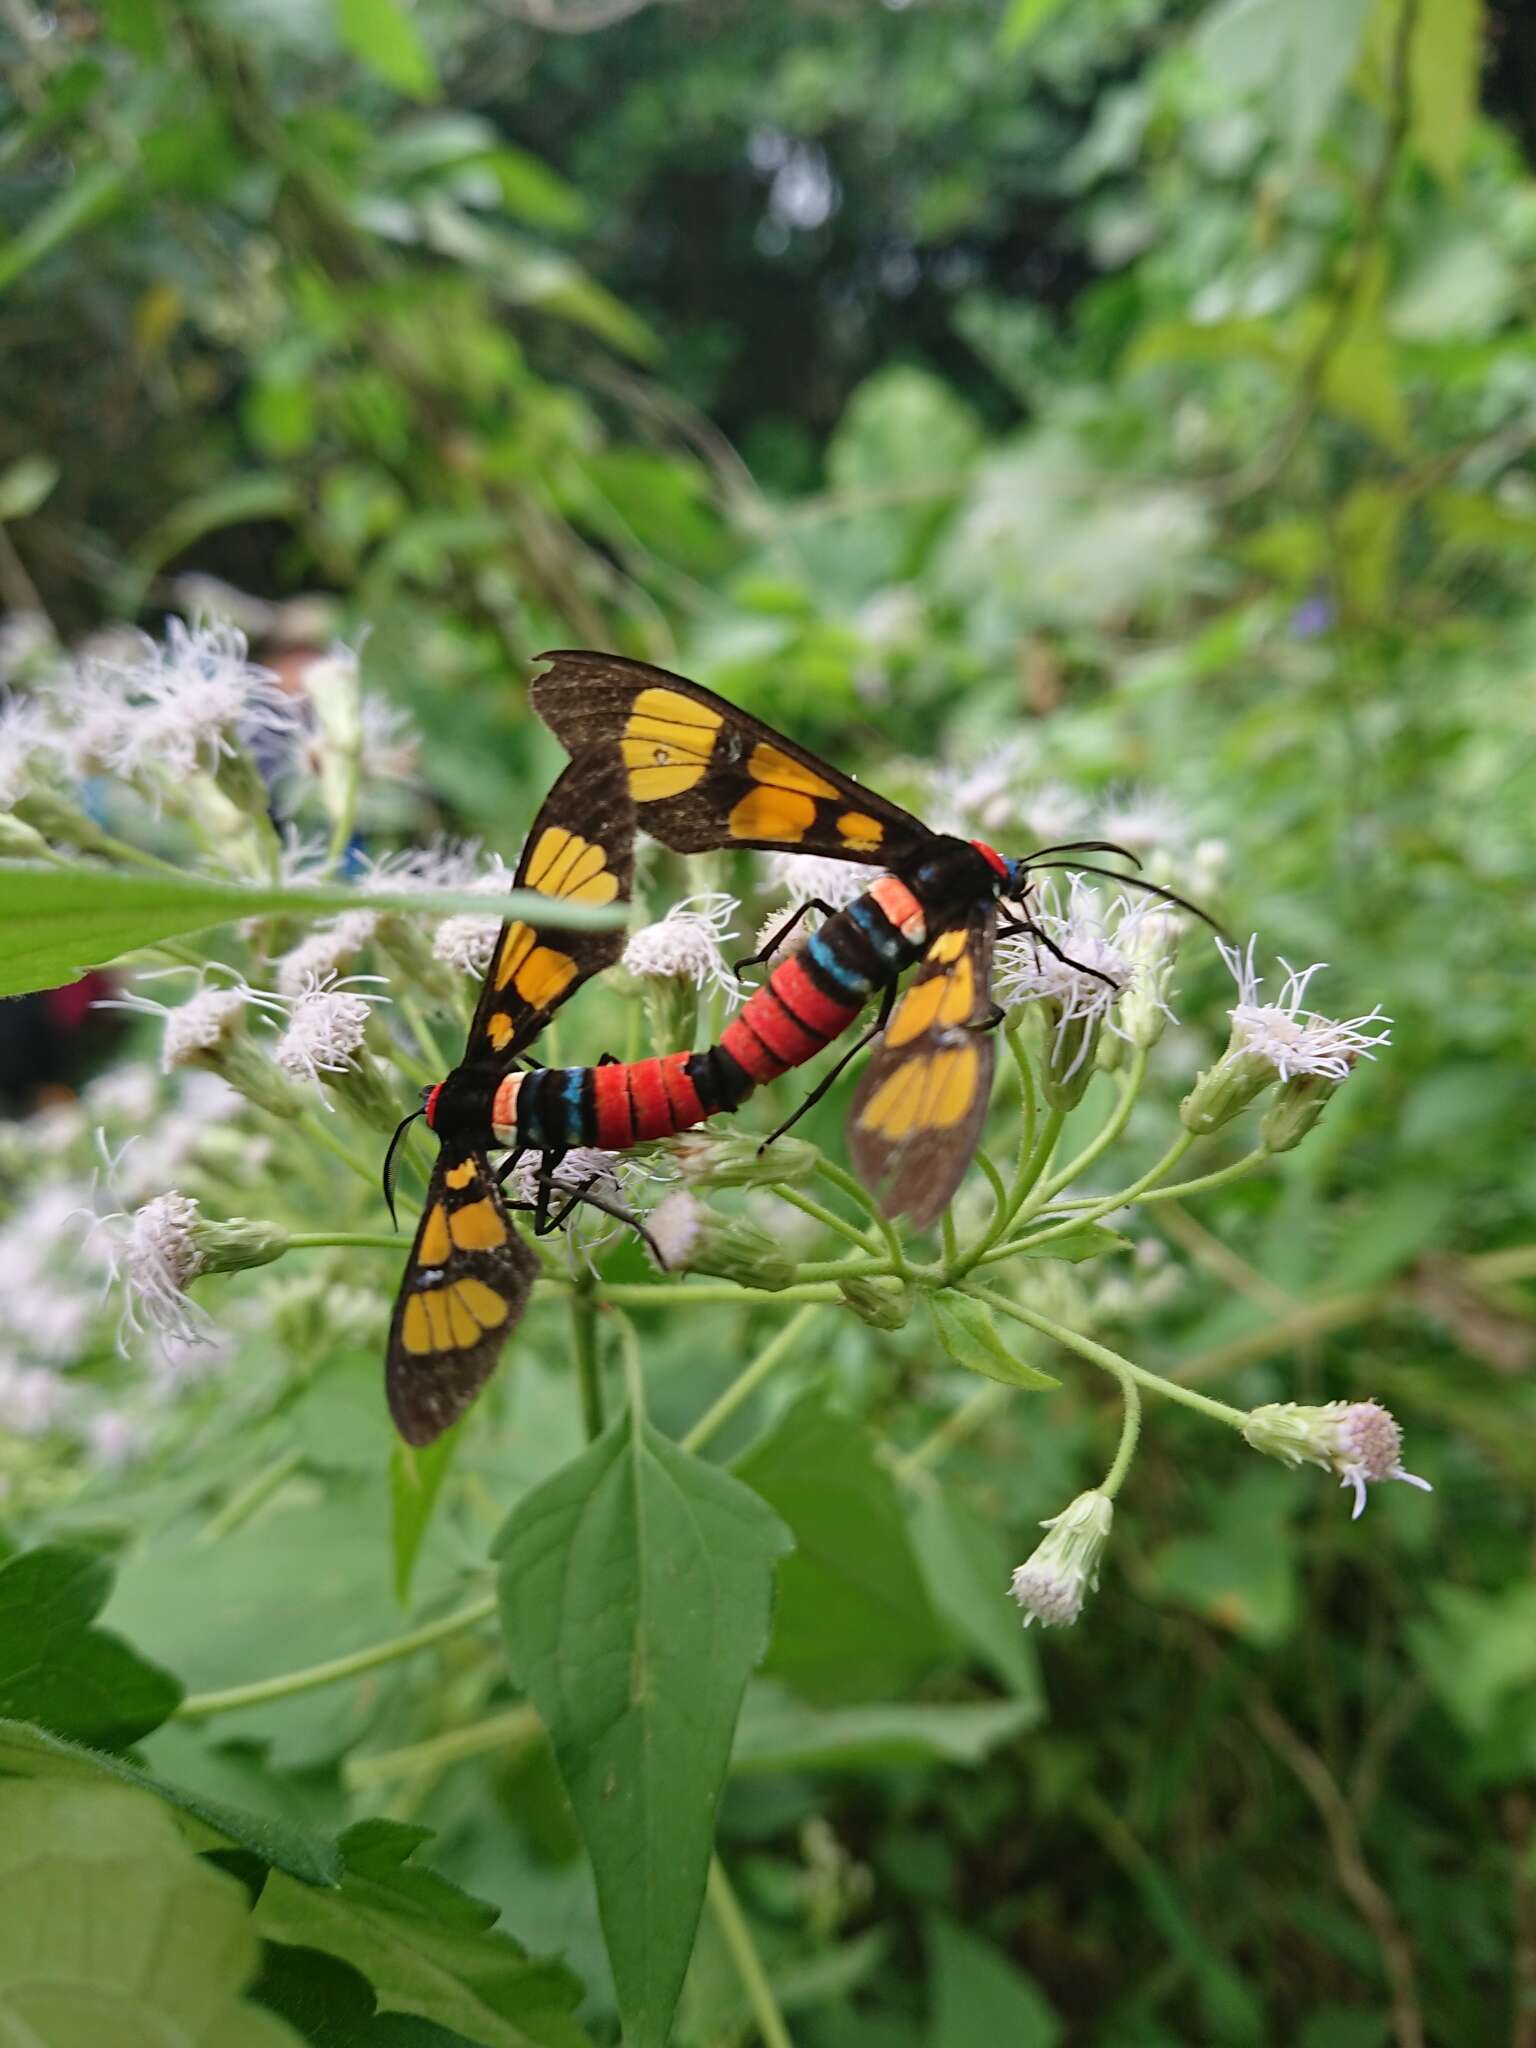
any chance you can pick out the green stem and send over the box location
[346,1705,542,1789]
[964,1283,1248,1429]
[681,1303,823,1453]
[175,1591,499,1718]
[707,1856,796,2048]
[815,1157,907,1277]
[940,1206,958,1264]
[600,1280,843,1309]
[94,833,196,878]
[972,1148,1009,1232]
[1038,1051,1146,1202]
[1006,1019,1037,1178]
[1131,1149,1269,1205]
[1005,1130,1196,1254]
[1099,1359,1142,1500]
[302,1110,380,1189]
[572,1280,605,1441]
[890,1380,1010,1484]
[195,1445,304,1546]
[399,995,448,1075]
[289,1230,402,1251]
[771,1181,874,1255]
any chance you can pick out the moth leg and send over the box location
[529,1170,665,1269]
[756,980,896,1151]
[730,898,837,978]
[978,1002,1007,1033]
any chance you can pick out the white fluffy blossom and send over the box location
[65,616,298,787]
[0,1361,71,1437]
[623,893,742,1002]
[1010,1490,1114,1629]
[1018,782,1091,849]
[1097,792,1183,857]
[1219,938,1391,1082]
[1244,1400,1432,1519]
[764,853,870,913]
[928,733,1037,836]
[273,973,382,1086]
[82,1408,150,1471]
[0,692,57,808]
[104,1189,214,1352]
[996,875,1171,1076]
[275,911,381,997]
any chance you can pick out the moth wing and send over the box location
[385,1150,536,1445]
[846,907,997,1232]
[532,649,932,867]
[465,750,636,1067]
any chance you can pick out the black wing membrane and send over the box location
[847,905,997,1231]
[532,649,933,868]
[464,750,637,1066]
[386,1148,537,1445]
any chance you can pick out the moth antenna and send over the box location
[1021,838,1144,869]
[381,1107,425,1229]
[1025,860,1223,934]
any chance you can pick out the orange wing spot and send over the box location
[401,1296,433,1354]
[929,927,968,964]
[487,1013,513,1052]
[418,1203,452,1266]
[494,921,535,992]
[457,1277,511,1329]
[444,1158,477,1190]
[837,810,884,852]
[729,786,817,842]
[514,945,577,1008]
[747,741,837,800]
[449,1198,506,1251]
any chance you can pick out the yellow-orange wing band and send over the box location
[386,1149,537,1445]
[846,906,997,1231]
[465,751,636,1067]
[531,650,933,867]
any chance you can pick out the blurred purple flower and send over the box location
[1289,593,1334,640]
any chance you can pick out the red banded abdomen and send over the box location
[592,1052,708,1148]
[720,953,863,1085]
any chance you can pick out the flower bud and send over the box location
[1179,1046,1275,1135]
[837,1276,911,1330]
[659,1128,820,1190]
[1260,1072,1339,1154]
[13,786,117,856]
[1243,1400,1432,1519]
[647,1191,795,1291]
[162,988,307,1120]
[1037,1007,1103,1111]
[0,811,49,858]
[191,1214,291,1275]
[1009,1489,1113,1628]
[1118,909,1182,1052]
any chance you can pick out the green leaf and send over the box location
[0,453,59,520]
[391,1433,459,1605]
[131,472,303,580]
[1319,318,1409,452]
[0,1545,181,1749]
[1193,0,1374,159]
[997,0,1069,55]
[904,1489,1043,1702]
[0,1718,342,1884]
[1407,0,1481,183]
[733,1388,954,1700]
[733,1683,1036,1772]
[1145,1470,1299,1647]
[927,1917,1061,2048]
[1019,1223,1129,1264]
[255,1821,590,2048]
[496,1413,792,2048]
[928,1295,1061,1390]
[0,160,127,292]
[1334,481,1405,621]
[333,0,439,101]
[0,1777,303,2045]
[0,862,624,999]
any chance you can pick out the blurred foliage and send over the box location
[3,0,1536,2045]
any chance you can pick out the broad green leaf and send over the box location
[255,1821,590,2048]
[927,1917,1061,2048]
[1019,1224,1128,1264]
[997,0,1069,54]
[905,1488,1043,1702]
[0,1778,302,2045]
[733,1387,953,1700]
[1406,1583,1536,1740]
[1193,0,1373,158]
[392,1433,459,1605]
[496,1414,792,2048]
[0,160,126,291]
[0,453,59,520]
[1320,320,1408,452]
[254,1939,490,2043]
[733,1683,1035,1773]
[929,1294,1061,1390]
[0,1544,181,1749]
[0,1718,341,1884]
[334,0,439,100]
[1144,1470,1299,1647]
[0,862,623,999]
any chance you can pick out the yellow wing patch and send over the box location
[449,1199,507,1251]
[746,741,838,800]
[417,1204,452,1265]
[622,686,722,800]
[523,825,620,906]
[883,950,975,1048]
[837,811,885,852]
[444,1159,477,1190]
[856,1043,981,1143]
[729,786,817,842]
[399,1274,514,1356]
[492,922,577,1010]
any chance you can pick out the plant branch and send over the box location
[681,1303,823,1454]
[707,1855,797,2048]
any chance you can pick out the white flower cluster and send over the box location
[995,875,1171,1075]
[623,893,743,1003]
[1219,937,1391,1082]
